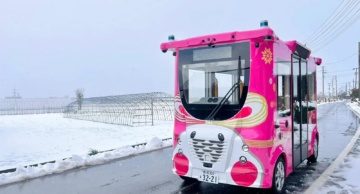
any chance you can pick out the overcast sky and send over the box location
[0,0,359,98]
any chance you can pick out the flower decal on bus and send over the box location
[261,48,272,64]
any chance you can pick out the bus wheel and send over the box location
[272,157,286,194]
[308,138,318,163]
[179,176,198,183]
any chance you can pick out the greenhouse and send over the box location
[64,92,174,126]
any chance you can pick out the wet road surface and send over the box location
[0,102,358,194]
[284,102,358,193]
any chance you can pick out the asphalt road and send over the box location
[0,102,358,194]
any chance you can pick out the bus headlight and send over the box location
[242,144,249,152]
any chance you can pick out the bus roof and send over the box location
[160,27,274,52]
[160,27,322,65]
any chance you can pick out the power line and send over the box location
[327,72,355,76]
[319,67,356,74]
[326,53,356,64]
[304,0,360,52]
[305,0,349,44]
[308,0,359,46]
[311,3,360,49]
[313,8,360,52]
[326,69,356,73]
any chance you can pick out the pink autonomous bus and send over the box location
[160,21,322,193]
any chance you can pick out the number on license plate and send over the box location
[200,170,219,184]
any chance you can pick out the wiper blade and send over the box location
[206,82,239,120]
[206,56,242,121]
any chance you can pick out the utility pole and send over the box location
[358,42,360,98]
[322,66,326,99]
[335,75,337,98]
[354,79,356,90]
[346,82,347,95]
[332,77,334,98]
[354,68,358,90]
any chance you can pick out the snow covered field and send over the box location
[1,101,354,188]
[0,113,172,170]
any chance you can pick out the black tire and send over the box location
[271,157,286,194]
[308,138,318,163]
[179,175,198,183]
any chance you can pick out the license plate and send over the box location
[199,170,219,184]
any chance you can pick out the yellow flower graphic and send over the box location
[261,48,272,64]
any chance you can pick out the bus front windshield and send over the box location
[178,42,250,120]
[182,60,243,105]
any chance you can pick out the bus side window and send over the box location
[307,64,316,124]
[277,76,285,111]
[276,60,291,117]
[277,75,291,116]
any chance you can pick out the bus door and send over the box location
[292,55,308,167]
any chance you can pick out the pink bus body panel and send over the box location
[162,27,320,189]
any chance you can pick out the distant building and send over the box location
[5,89,22,99]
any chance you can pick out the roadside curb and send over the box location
[0,137,172,175]
[304,103,360,194]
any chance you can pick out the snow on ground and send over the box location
[317,139,360,194]
[348,101,360,117]
[316,102,360,194]
[0,113,172,170]
[317,99,344,106]
[1,101,349,187]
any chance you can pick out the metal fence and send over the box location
[64,92,174,126]
[0,98,74,115]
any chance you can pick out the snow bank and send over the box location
[347,101,360,117]
[0,139,172,186]
[145,137,163,149]
[317,100,344,106]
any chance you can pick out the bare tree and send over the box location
[75,88,84,111]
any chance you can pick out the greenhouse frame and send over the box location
[64,92,174,126]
